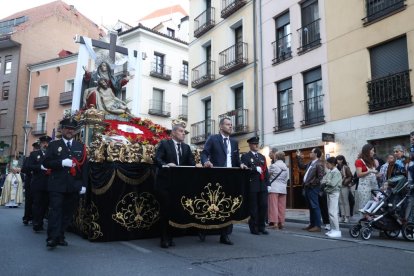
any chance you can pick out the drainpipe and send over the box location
[253,0,258,137]
[25,67,32,157]
[258,0,265,147]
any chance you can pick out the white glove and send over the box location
[62,158,73,167]
[79,186,86,194]
[256,166,262,174]
[41,165,47,171]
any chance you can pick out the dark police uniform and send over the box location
[241,137,269,235]
[42,119,87,247]
[26,136,51,231]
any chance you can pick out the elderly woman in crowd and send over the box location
[267,149,289,230]
[336,155,353,223]
[0,163,24,208]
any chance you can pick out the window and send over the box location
[0,109,7,129]
[235,25,243,59]
[167,28,175,37]
[234,86,244,131]
[276,78,293,131]
[153,88,164,111]
[65,79,74,92]
[2,81,10,99]
[39,85,48,97]
[180,95,188,119]
[364,0,406,23]
[154,52,165,75]
[4,55,12,74]
[273,11,291,63]
[36,113,46,133]
[298,0,320,52]
[205,45,212,74]
[302,67,324,125]
[368,36,411,112]
[204,99,212,136]
[182,61,188,81]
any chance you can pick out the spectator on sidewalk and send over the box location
[336,155,353,223]
[0,163,24,208]
[267,149,289,230]
[321,157,342,238]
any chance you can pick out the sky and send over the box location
[0,0,189,27]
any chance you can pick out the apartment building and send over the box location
[188,0,257,151]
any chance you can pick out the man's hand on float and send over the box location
[240,163,248,169]
[204,161,213,168]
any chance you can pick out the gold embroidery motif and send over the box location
[112,192,160,231]
[73,198,103,240]
[180,183,243,222]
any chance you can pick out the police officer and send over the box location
[241,136,269,235]
[43,118,87,248]
[26,136,51,232]
[21,141,40,225]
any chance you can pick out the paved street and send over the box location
[1,206,413,276]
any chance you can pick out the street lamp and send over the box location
[22,121,33,156]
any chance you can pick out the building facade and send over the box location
[188,0,257,152]
[26,54,77,151]
[0,1,102,165]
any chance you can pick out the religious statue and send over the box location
[82,61,133,115]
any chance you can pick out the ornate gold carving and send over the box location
[112,192,160,231]
[180,183,243,222]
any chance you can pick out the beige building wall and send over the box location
[188,0,256,152]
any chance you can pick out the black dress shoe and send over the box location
[46,240,58,248]
[198,232,206,242]
[23,219,29,225]
[220,235,233,245]
[57,239,68,246]
[259,230,269,235]
[250,230,260,235]
[160,240,169,248]
[33,225,44,232]
[168,239,175,247]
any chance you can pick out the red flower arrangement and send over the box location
[104,118,169,145]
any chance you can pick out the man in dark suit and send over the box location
[200,117,247,245]
[297,148,325,232]
[241,136,269,235]
[26,136,52,232]
[43,118,87,248]
[155,122,196,248]
[21,141,40,225]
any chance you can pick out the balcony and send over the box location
[33,96,49,109]
[191,119,215,144]
[150,62,172,81]
[272,34,292,65]
[218,108,248,135]
[59,91,73,105]
[363,0,406,25]
[221,0,247,19]
[148,99,171,117]
[219,42,248,75]
[31,123,47,136]
[191,60,215,88]
[178,105,188,121]
[300,94,325,127]
[367,70,412,113]
[297,19,321,54]
[194,7,215,38]
[179,70,188,86]
[273,103,294,132]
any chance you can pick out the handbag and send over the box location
[269,168,286,185]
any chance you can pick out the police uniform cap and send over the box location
[60,118,78,129]
[32,141,40,148]
[247,136,260,144]
[39,135,52,143]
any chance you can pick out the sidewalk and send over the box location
[285,208,359,228]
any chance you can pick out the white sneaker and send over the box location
[327,230,342,238]
[325,230,332,236]
[344,217,349,223]
[324,224,331,230]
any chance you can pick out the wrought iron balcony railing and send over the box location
[191,60,215,88]
[221,0,247,18]
[31,122,47,136]
[191,119,215,144]
[194,7,215,38]
[179,70,188,86]
[218,108,248,135]
[272,33,292,65]
[273,103,294,132]
[297,19,321,54]
[33,96,49,109]
[219,42,248,75]
[300,94,325,126]
[178,105,188,121]
[148,99,171,117]
[363,0,406,24]
[59,91,73,105]
[367,70,412,112]
[150,62,172,80]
